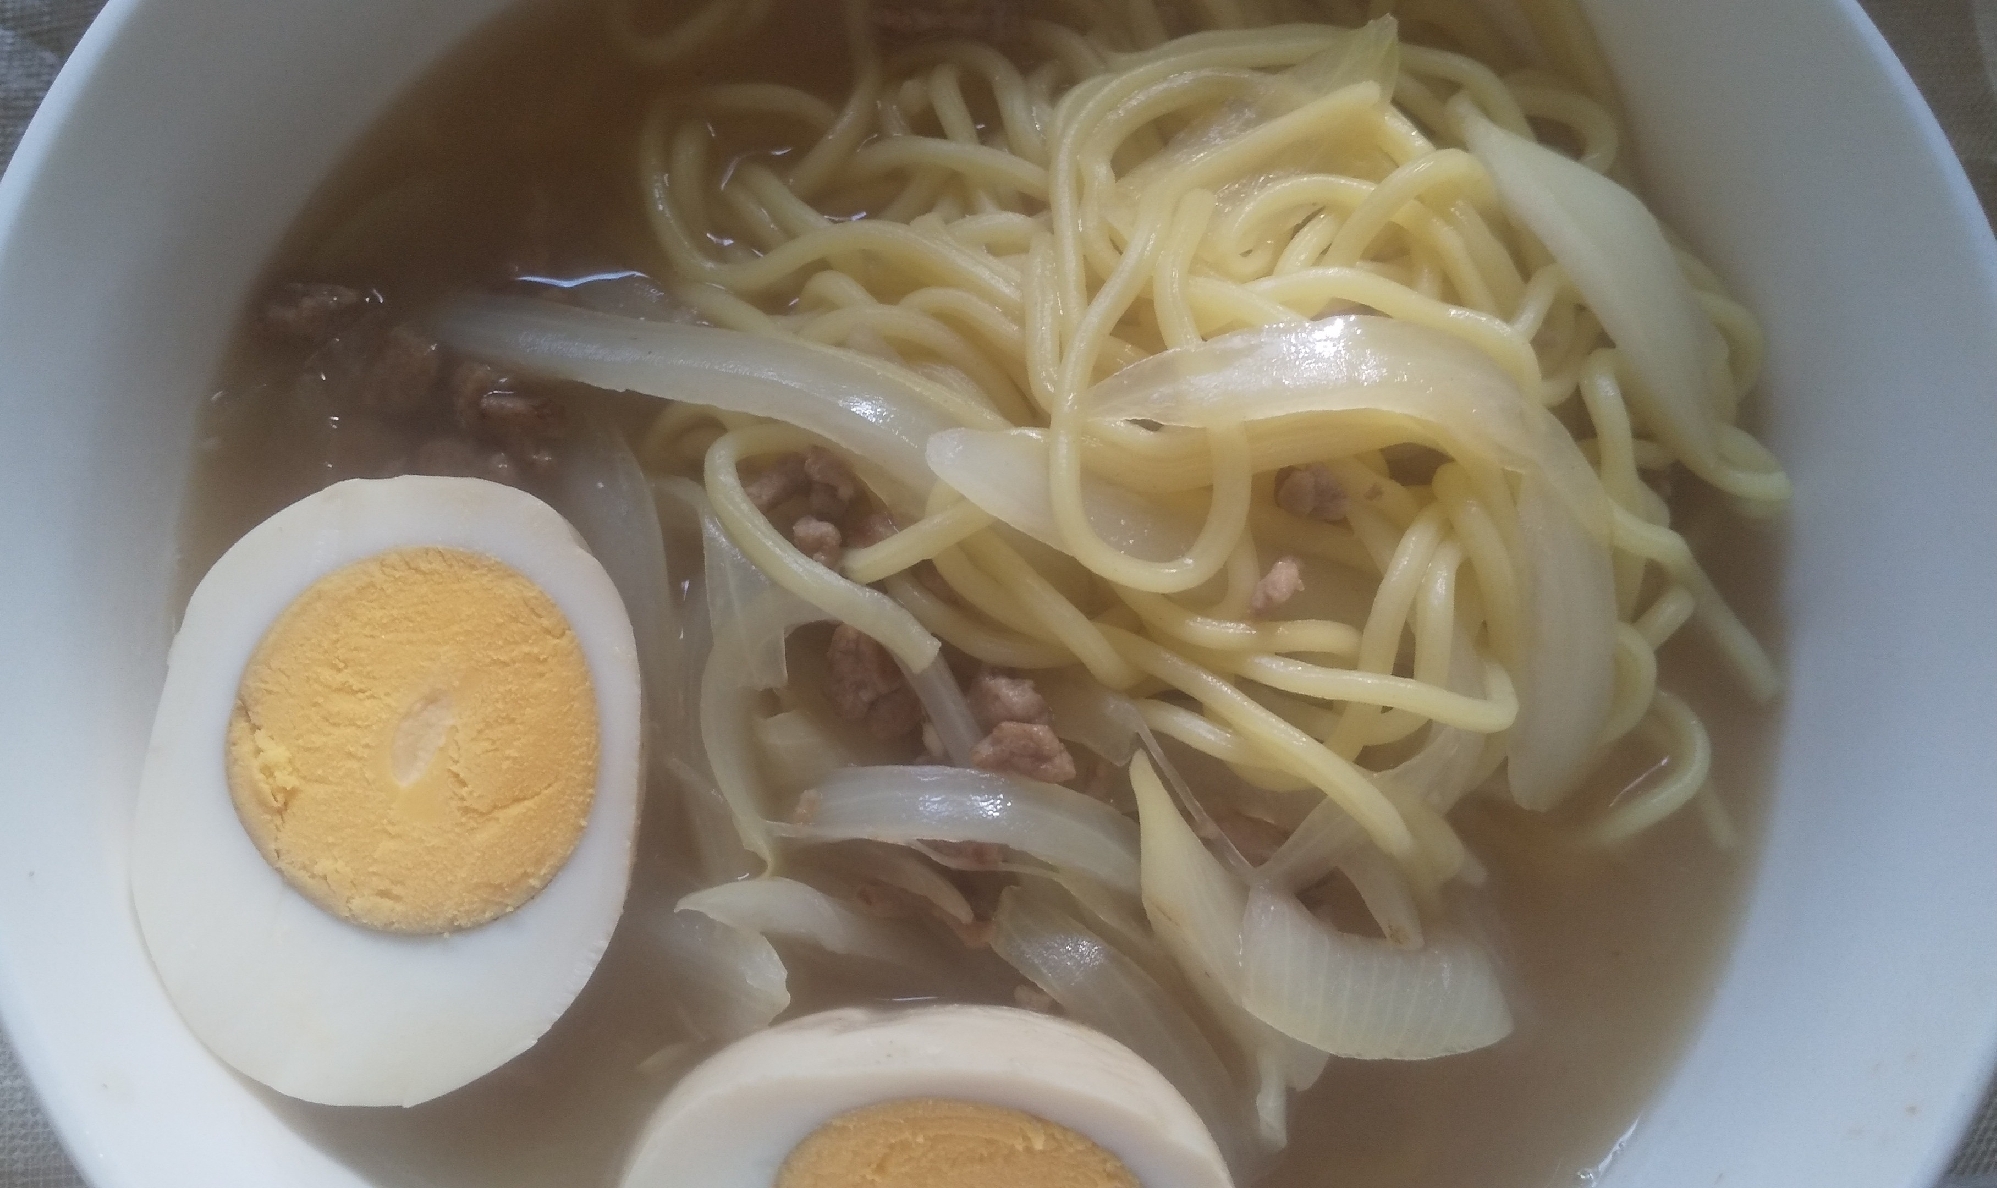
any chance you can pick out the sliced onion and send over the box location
[548,271,702,323]
[668,576,711,760]
[753,709,866,796]
[655,475,820,690]
[925,428,1198,561]
[1238,884,1510,1060]
[1253,623,1491,891]
[1276,16,1400,106]
[1379,727,1486,815]
[1035,869,1171,977]
[906,658,983,766]
[1258,727,1458,893]
[667,755,761,886]
[643,514,762,886]
[698,630,784,867]
[1088,315,1608,534]
[1037,670,1143,764]
[655,476,976,762]
[850,843,978,927]
[1384,621,1496,809]
[654,480,781,873]
[700,532,825,693]
[435,295,976,491]
[991,880,1264,1180]
[1259,799,1363,893]
[1337,843,1423,950]
[1508,471,1616,808]
[1133,754,1248,1000]
[677,877,941,972]
[1461,113,1755,495]
[1087,316,1621,813]
[772,765,1141,896]
[1135,721,1256,878]
[1130,754,1320,1148]
[651,492,711,759]
[548,405,677,708]
[647,900,788,1043]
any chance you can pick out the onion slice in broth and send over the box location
[677,877,944,974]
[992,878,1265,1180]
[434,295,986,491]
[772,765,1142,897]
[1084,314,1611,536]
[1238,883,1511,1060]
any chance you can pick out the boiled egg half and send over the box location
[622,1005,1234,1188]
[131,475,641,1107]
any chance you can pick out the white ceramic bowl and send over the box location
[1,1,1993,1185]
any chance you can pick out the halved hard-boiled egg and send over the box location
[622,1005,1234,1188]
[131,475,641,1107]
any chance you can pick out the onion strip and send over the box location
[1238,883,1511,1060]
[773,765,1143,896]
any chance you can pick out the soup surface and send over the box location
[181,1,1781,1185]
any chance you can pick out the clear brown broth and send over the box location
[183,2,1780,1185]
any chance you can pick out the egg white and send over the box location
[621,1005,1235,1188]
[130,475,642,1107]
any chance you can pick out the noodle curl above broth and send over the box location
[212,0,1786,1181]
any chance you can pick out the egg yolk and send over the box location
[777,1098,1139,1188]
[225,546,598,934]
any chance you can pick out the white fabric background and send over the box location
[0,0,1991,1184]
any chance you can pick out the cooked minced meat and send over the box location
[1275,463,1349,522]
[970,720,1077,784]
[1249,555,1304,617]
[792,515,844,568]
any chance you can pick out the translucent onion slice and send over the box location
[1508,472,1617,808]
[699,630,783,867]
[1084,313,1610,536]
[1086,320,1619,809]
[1337,843,1423,950]
[925,428,1197,561]
[1258,798,1363,893]
[753,709,865,796]
[772,765,1142,896]
[548,405,677,711]
[991,880,1264,1181]
[1238,884,1510,1060]
[1131,754,1324,1148]
[666,567,711,765]
[647,897,788,1043]
[853,843,978,927]
[1275,16,1401,107]
[1036,869,1174,979]
[658,474,979,766]
[1260,626,1489,892]
[1461,114,1783,500]
[666,755,760,886]
[644,516,761,886]
[906,659,984,766]
[1133,754,1248,1006]
[656,475,819,690]
[434,295,974,491]
[1376,621,1493,813]
[1037,670,1144,764]
[677,877,941,972]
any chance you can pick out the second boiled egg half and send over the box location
[622,1005,1234,1188]
[130,475,641,1107]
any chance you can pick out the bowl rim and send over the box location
[1833,3,1997,1176]
[0,7,148,1181]
[0,0,1994,1184]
